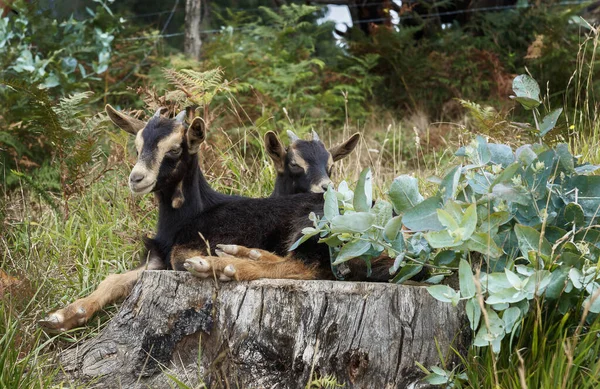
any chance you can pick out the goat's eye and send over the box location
[288,162,303,173]
[167,148,182,158]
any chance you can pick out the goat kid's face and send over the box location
[265,131,361,194]
[105,105,205,195]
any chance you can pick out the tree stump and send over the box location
[59,271,469,388]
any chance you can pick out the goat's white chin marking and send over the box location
[130,181,156,194]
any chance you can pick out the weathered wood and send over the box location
[59,271,469,388]
[184,0,202,59]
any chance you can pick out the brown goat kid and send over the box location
[39,107,391,332]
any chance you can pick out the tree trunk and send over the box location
[59,271,469,388]
[184,0,202,60]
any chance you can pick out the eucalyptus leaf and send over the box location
[439,165,461,201]
[502,307,521,334]
[388,175,424,214]
[514,224,552,260]
[402,196,444,232]
[467,232,504,258]
[476,135,492,166]
[354,167,372,212]
[433,250,461,267]
[516,144,538,166]
[480,212,512,234]
[289,227,320,251]
[564,202,585,226]
[574,164,600,174]
[565,176,600,222]
[383,216,403,242]
[585,294,600,313]
[486,287,527,304]
[425,274,445,284]
[391,263,423,284]
[330,212,376,233]
[465,298,481,331]
[459,259,476,298]
[491,183,530,205]
[372,200,393,229]
[539,108,563,137]
[488,143,515,167]
[490,162,521,189]
[332,239,371,265]
[459,204,477,240]
[427,285,459,304]
[323,186,339,220]
[555,143,574,173]
[511,74,541,109]
[437,208,459,231]
[427,230,462,248]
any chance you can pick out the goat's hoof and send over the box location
[184,257,211,279]
[216,244,239,255]
[184,257,238,282]
[214,248,233,258]
[224,264,236,277]
[216,244,262,260]
[185,257,210,272]
[39,305,88,333]
[248,249,262,260]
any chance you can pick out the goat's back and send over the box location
[170,192,326,263]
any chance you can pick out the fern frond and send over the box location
[161,67,230,108]
[459,99,503,133]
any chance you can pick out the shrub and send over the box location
[201,4,382,131]
[297,75,600,369]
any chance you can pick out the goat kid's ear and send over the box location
[329,132,361,162]
[105,104,146,135]
[186,117,206,154]
[264,131,286,173]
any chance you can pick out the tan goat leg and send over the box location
[215,244,286,263]
[39,257,164,332]
[184,255,318,281]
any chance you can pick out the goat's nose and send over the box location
[130,172,145,184]
[321,182,331,191]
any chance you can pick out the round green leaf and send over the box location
[402,196,444,232]
[564,202,585,226]
[388,175,424,214]
[511,74,541,110]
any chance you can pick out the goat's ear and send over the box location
[329,132,361,162]
[186,117,206,154]
[264,131,286,173]
[105,104,145,135]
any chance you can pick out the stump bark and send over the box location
[59,271,468,388]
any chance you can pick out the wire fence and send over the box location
[117,0,588,42]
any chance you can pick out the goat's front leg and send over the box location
[39,257,164,332]
[184,254,318,281]
[215,244,286,263]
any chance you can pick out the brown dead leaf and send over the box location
[525,35,544,60]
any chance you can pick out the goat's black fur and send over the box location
[116,109,388,281]
[270,139,332,197]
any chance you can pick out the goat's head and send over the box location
[105,105,205,195]
[265,130,361,194]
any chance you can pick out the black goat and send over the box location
[39,107,389,332]
[265,130,360,196]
